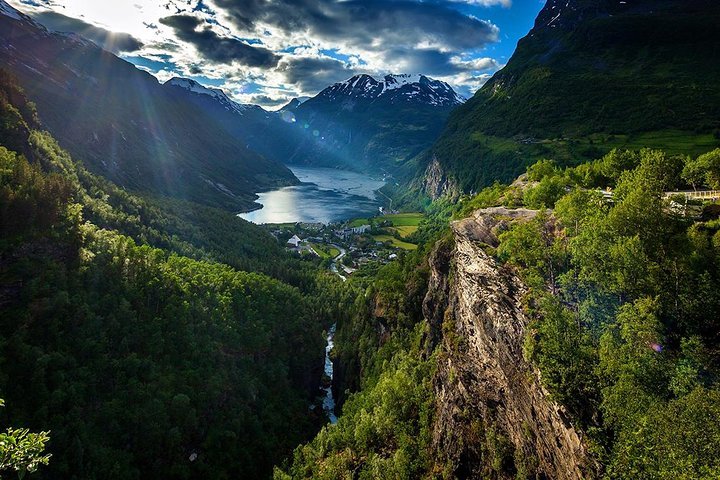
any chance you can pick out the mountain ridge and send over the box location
[422,0,720,195]
[277,72,465,174]
[0,0,297,210]
[314,73,465,107]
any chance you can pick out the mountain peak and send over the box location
[0,0,23,21]
[280,97,310,112]
[165,77,251,115]
[317,73,463,106]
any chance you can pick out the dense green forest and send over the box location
[497,149,720,478]
[3,1,720,472]
[277,148,720,479]
[0,70,353,479]
[275,233,446,479]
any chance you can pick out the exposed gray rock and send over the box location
[424,208,596,479]
[423,156,460,200]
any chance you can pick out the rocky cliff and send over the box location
[424,207,596,479]
[422,156,460,200]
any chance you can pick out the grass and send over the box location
[378,213,424,226]
[372,235,418,251]
[311,243,340,259]
[390,225,419,238]
[350,213,425,229]
[349,218,370,227]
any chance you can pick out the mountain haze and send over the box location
[280,73,464,175]
[0,0,297,210]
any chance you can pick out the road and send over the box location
[330,244,347,282]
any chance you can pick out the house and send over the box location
[352,225,371,234]
[287,235,303,248]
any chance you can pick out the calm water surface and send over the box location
[239,166,385,224]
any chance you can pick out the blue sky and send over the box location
[9,0,545,108]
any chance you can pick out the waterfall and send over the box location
[322,324,338,424]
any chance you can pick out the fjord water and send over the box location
[239,166,386,224]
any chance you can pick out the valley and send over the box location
[1,0,720,479]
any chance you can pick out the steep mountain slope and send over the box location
[282,74,464,175]
[163,77,303,166]
[0,0,297,211]
[0,65,343,480]
[426,209,595,479]
[426,0,720,194]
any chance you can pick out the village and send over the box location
[266,212,425,280]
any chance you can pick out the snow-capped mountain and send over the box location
[316,74,464,107]
[276,73,465,173]
[164,77,254,116]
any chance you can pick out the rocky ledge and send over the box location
[423,207,596,479]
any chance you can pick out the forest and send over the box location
[276,148,720,479]
[0,70,353,479]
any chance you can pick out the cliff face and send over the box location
[424,208,595,479]
[423,155,460,200]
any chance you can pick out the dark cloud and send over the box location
[29,10,144,53]
[160,14,280,67]
[244,94,289,106]
[202,0,500,90]
[382,47,499,76]
[276,55,358,92]
[210,0,499,51]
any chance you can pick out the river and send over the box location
[238,166,386,224]
[323,324,338,424]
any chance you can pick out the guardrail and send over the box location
[663,190,720,200]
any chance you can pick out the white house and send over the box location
[352,225,371,234]
[287,235,302,248]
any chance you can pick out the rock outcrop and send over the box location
[424,208,596,479]
[423,156,460,200]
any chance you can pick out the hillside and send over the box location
[0,0,297,211]
[279,146,720,479]
[163,77,304,168]
[0,68,351,479]
[426,0,720,193]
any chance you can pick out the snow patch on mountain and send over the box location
[165,77,251,115]
[320,73,465,107]
[0,0,22,21]
[383,74,424,91]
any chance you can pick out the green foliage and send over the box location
[277,224,448,478]
[491,148,720,477]
[523,175,567,209]
[598,298,668,429]
[0,146,74,243]
[455,182,508,217]
[524,296,599,421]
[0,69,344,479]
[526,159,557,182]
[0,399,51,478]
[276,343,435,480]
[427,3,720,193]
[682,148,720,189]
[607,387,720,480]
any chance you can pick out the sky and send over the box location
[8,0,545,108]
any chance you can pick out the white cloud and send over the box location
[8,0,511,107]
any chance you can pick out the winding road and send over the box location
[329,244,347,282]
